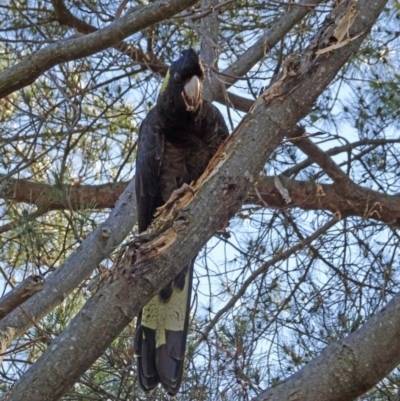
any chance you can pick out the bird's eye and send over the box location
[174,72,182,82]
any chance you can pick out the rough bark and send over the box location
[4,1,389,400]
[0,176,127,213]
[251,175,400,227]
[200,0,220,102]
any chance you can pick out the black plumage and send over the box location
[134,49,229,395]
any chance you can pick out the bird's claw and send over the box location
[164,183,195,210]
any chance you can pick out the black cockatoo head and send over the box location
[158,49,204,112]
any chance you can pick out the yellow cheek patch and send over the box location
[159,69,170,95]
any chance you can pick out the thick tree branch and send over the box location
[287,129,400,226]
[251,175,400,227]
[253,288,400,401]
[4,1,388,400]
[3,166,400,228]
[0,0,198,98]
[0,176,127,212]
[222,90,254,112]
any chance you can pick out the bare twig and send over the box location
[196,218,337,345]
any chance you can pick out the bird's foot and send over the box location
[164,183,195,209]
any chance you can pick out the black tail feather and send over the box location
[135,261,194,395]
[135,318,158,391]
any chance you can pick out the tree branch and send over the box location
[286,128,400,226]
[3,165,400,228]
[0,176,127,212]
[251,175,400,227]
[51,0,168,74]
[282,137,400,177]
[0,0,198,98]
[200,0,220,102]
[288,127,356,187]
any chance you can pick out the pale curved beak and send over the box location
[182,75,201,111]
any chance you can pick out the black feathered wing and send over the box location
[135,108,163,392]
[135,108,164,233]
